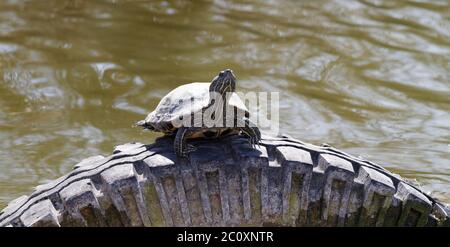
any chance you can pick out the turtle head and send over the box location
[209,69,236,96]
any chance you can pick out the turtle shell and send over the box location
[143,82,249,131]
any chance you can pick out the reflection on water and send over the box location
[0,0,449,207]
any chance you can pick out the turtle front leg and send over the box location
[174,127,198,158]
[236,118,261,147]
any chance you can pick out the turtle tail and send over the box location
[134,120,155,131]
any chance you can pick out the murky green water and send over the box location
[0,0,449,208]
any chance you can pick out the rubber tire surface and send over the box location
[0,134,449,227]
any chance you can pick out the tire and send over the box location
[0,134,449,227]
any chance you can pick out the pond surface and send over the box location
[0,0,449,208]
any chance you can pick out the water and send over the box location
[0,0,449,208]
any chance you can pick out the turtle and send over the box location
[136,69,261,158]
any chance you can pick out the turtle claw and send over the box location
[252,138,260,148]
[178,144,197,158]
[247,136,259,148]
[186,144,197,153]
